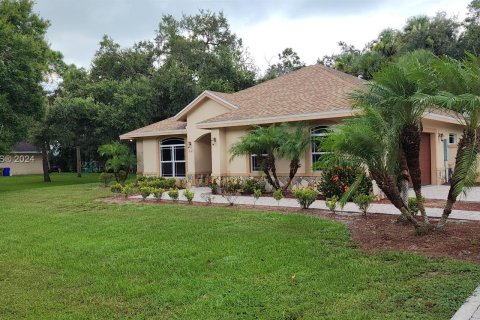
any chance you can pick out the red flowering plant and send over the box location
[318,165,372,199]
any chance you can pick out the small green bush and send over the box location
[152,188,164,200]
[353,193,375,216]
[140,186,153,200]
[325,195,338,214]
[273,189,284,206]
[293,187,319,209]
[408,196,426,216]
[184,189,195,204]
[243,178,265,195]
[110,183,123,194]
[253,188,262,206]
[210,181,218,194]
[122,183,136,198]
[136,176,147,183]
[100,172,114,187]
[168,188,179,201]
[223,178,242,194]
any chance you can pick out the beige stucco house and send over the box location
[120,64,464,187]
[0,142,43,176]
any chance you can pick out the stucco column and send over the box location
[211,128,226,176]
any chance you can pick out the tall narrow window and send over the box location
[160,138,186,177]
[311,126,329,169]
[251,152,268,172]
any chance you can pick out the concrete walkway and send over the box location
[132,187,480,222]
[451,286,480,320]
[409,185,480,202]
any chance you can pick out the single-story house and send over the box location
[0,142,43,176]
[120,64,463,187]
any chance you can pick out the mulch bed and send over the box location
[99,196,480,264]
[376,198,480,212]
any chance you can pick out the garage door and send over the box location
[419,133,431,185]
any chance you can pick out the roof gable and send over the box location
[173,90,238,121]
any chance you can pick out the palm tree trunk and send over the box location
[370,170,430,234]
[437,191,455,230]
[401,124,430,226]
[76,146,82,178]
[269,155,281,189]
[283,159,300,192]
[41,142,51,183]
[398,153,410,223]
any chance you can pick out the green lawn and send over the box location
[0,174,478,319]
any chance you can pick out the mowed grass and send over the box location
[0,174,479,319]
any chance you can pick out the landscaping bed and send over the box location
[376,198,480,212]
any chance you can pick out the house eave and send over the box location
[120,129,187,140]
[196,110,356,128]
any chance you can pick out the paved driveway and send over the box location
[409,185,480,202]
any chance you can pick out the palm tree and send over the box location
[230,125,282,189]
[277,122,311,191]
[98,142,136,185]
[350,50,437,228]
[413,54,480,230]
[320,106,427,234]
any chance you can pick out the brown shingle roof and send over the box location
[120,117,186,139]
[12,142,41,153]
[199,64,364,125]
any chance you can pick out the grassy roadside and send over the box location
[0,173,478,319]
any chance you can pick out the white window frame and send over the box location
[160,138,186,178]
[311,126,329,171]
[250,153,268,172]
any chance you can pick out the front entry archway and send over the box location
[193,133,212,185]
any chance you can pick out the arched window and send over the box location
[311,126,329,170]
[160,138,186,177]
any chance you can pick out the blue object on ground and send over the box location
[3,167,11,176]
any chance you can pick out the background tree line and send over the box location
[320,0,480,79]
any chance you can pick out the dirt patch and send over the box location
[98,197,480,264]
[376,198,480,212]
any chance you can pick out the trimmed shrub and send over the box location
[293,187,319,209]
[243,178,265,195]
[153,188,164,200]
[221,178,241,206]
[273,189,284,206]
[222,178,242,194]
[100,172,114,187]
[253,188,262,206]
[168,188,179,201]
[325,195,338,214]
[122,183,136,198]
[353,193,375,216]
[318,166,372,199]
[110,183,123,194]
[184,189,195,204]
[140,186,153,200]
[408,196,426,216]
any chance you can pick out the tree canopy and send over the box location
[0,0,60,154]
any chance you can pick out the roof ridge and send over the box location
[317,64,365,87]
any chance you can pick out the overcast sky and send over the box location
[34,0,471,73]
